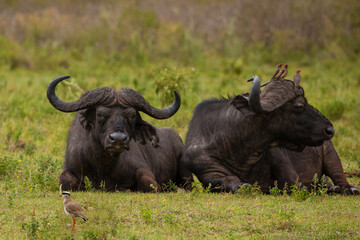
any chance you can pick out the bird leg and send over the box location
[71,217,76,231]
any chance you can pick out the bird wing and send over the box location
[65,201,83,213]
[294,74,301,88]
[66,201,88,221]
[271,69,280,79]
[280,70,288,78]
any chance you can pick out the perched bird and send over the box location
[293,69,302,88]
[271,63,283,80]
[61,191,88,231]
[279,64,288,79]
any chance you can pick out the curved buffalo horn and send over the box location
[248,76,269,114]
[247,77,269,88]
[118,88,181,119]
[47,75,116,112]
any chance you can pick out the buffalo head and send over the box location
[231,75,334,151]
[47,76,180,153]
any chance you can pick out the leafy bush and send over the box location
[153,67,196,106]
[311,174,329,196]
[290,184,310,201]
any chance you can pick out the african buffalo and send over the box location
[181,75,358,194]
[47,76,193,192]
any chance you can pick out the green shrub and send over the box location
[290,184,310,201]
[153,67,196,106]
[84,176,95,192]
[311,174,329,196]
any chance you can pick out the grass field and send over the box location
[1,1,360,239]
[2,191,360,239]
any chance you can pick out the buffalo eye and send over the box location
[124,108,137,120]
[96,112,108,122]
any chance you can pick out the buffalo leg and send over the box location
[267,147,300,189]
[197,172,249,193]
[321,140,359,194]
[182,151,248,192]
[176,163,194,191]
[136,169,159,192]
[59,170,83,191]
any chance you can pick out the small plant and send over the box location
[311,174,328,196]
[204,183,212,193]
[162,180,178,192]
[84,176,95,192]
[236,183,262,197]
[290,184,310,201]
[62,78,84,99]
[99,180,106,191]
[153,67,196,106]
[269,181,282,196]
[191,180,205,194]
[140,208,153,222]
[149,183,159,193]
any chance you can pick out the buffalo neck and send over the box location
[216,103,278,162]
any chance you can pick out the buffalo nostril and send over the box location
[109,132,128,143]
[108,135,115,142]
[324,126,334,137]
[122,135,128,142]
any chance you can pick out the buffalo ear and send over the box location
[79,108,96,130]
[133,117,159,147]
[230,94,251,114]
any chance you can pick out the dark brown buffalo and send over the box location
[181,75,358,194]
[268,141,358,194]
[47,76,193,192]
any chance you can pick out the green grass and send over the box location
[1,1,360,239]
[1,191,360,239]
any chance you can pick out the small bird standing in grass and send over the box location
[279,64,288,79]
[61,191,88,231]
[271,63,283,80]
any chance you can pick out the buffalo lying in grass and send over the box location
[47,76,193,192]
[182,75,358,194]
